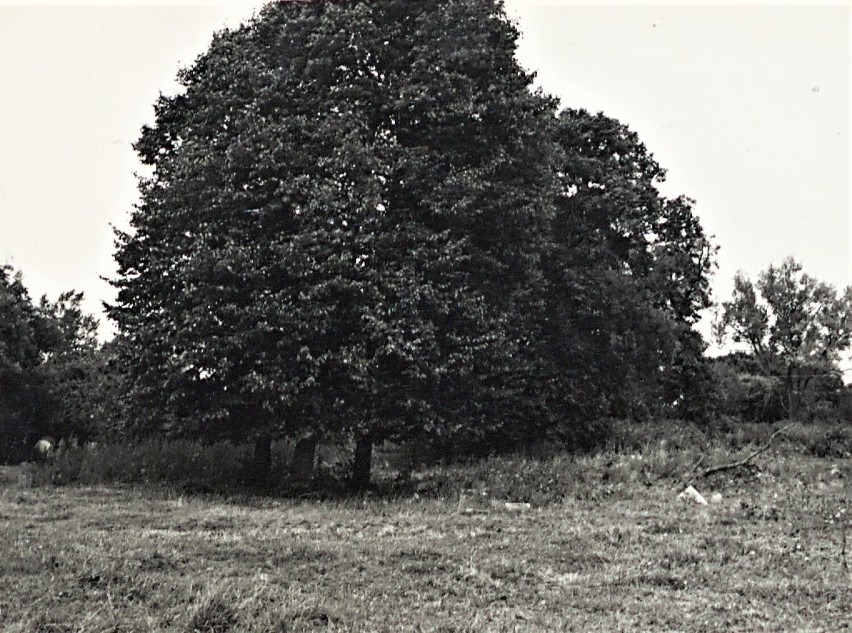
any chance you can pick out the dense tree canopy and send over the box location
[110,0,716,483]
[111,0,562,482]
[539,110,716,424]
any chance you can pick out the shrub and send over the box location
[32,439,257,491]
[781,421,852,458]
[410,453,589,505]
[31,417,850,503]
[604,418,709,452]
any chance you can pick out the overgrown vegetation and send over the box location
[25,420,851,501]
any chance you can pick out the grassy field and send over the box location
[0,434,849,631]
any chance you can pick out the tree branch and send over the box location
[700,423,793,478]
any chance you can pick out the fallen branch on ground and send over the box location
[700,423,794,479]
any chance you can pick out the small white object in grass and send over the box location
[34,437,55,459]
[678,485,708,505]
[710,492,723,504]
[493,501,532,512]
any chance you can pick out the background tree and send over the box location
[536,109,716,431]
[715,257,852,419]
[0,265,50,462]
[0,265,101,462]
[37,291,104,442]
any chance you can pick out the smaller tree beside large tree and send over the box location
[0,265,102,462]
[715,257,852,419]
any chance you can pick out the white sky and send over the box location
[1,1,850,357]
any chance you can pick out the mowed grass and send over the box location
[0,448,849,631]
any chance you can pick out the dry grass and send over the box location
[1,444,849,631]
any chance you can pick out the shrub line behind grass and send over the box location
[700,422,794,478]
[29,420,852,505]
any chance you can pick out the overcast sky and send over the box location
[0,1,849,355]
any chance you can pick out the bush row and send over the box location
[27,419,852,503]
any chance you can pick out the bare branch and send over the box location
[700,423,793,479]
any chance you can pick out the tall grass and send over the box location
[31,438,258,491]
[30,419,851,503]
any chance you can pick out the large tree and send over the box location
[110,0,718,485]
[715,257,852,419]
[110,0,561,485]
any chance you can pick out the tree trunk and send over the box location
[350,435,373,491]
[253,431,272,487]
[788,388,800,421]
[784,366,794,420]
[290,436,317,481]
[785,365,808,421]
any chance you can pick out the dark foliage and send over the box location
[711,351,849,424]
[715,258,852,420]
[0,266,102,462]
[109,0,716,482]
